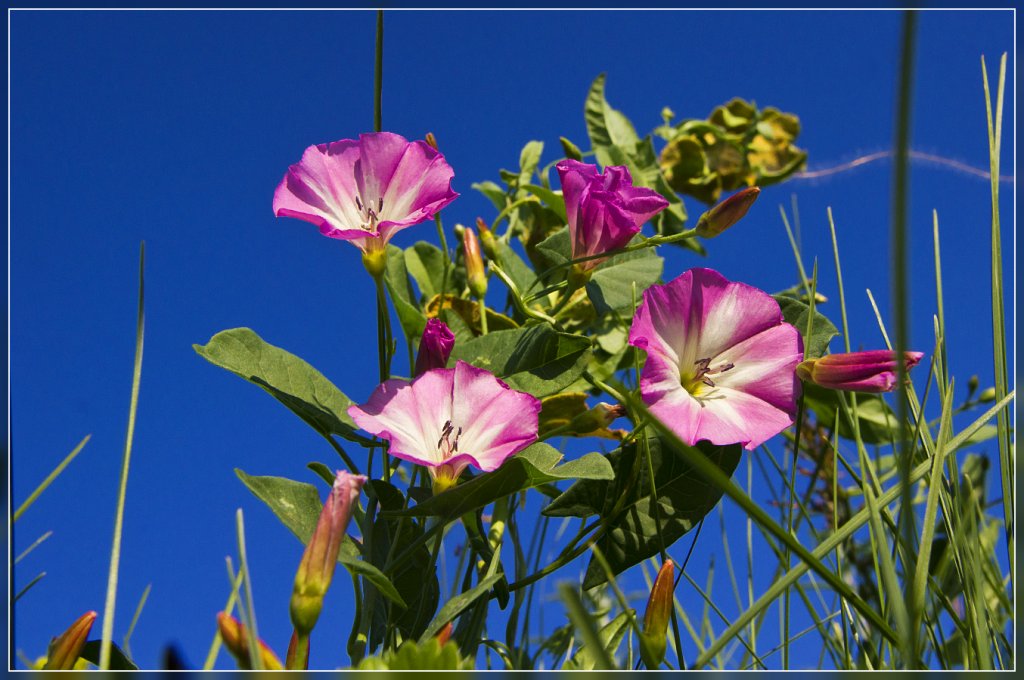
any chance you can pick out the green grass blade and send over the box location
[122,583,152,660]
[14,571,46,602]
[13,530,53,564]
[203,557,245,670]
[560,584,614,670]
[99,242,146,670]
[235,508,262,670]
[981,53,1012,573]
[12,434,91,522]
[689,390,1013,668]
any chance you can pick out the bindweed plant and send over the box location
[12,11,1013,672]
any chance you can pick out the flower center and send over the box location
[437,419,463,460]
[354,195,384,231]
[683,357,735,397]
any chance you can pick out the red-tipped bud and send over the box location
[43,611,96,670]
[415,318,456,377]
[695,186,760,238]
[639,561,675,669]
[796,350,924,393]
[290,471,367,636]
[217,612,284,671]
[425,132,439,150]
[569,402,626,433]
[476,217,499,262]
[435,621,454,647]
[463,226,488,299]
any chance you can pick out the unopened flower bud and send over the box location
[435,621,454,647]
[217,612,284,671]
[559,136,584,162]
[966,374,980,397]
[425,132,439,150]
[796,350,924,393]
[290,471,367,636]
[43,611,96,670]
[695,186,761,238]
[639,561,675,669]
[977,387,997,403]
[415,318,456,377]
[476,218,500,262]
[569,402,626,433]
[463,226,488,299]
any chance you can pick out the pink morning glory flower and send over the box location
[796,350,924,393]
[273,132,458,254]
[348,360,541,491]
[629,267,804,451]
[556,159,669,272]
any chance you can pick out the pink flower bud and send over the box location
[414,318,456,377]
[796,350,924,393]
[640,561,675,669]
[290,471,367,635]
[695,186,760,238]
[43,611,96,670]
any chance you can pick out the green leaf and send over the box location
[450,323,592,397]
[566,609,633,670]
[386,245,427,340]
[389,442,613,520]
[518,141,544,189]
[235,469,323,542]
[544,435,741,588]
[369,482,438,647]
[522,184,567,224]
[80,640,138,670]
[472,180,507,210]
[405,241,448,301]
[773,294,839,359]
[421,573,505,641]
[534,227,572,270]
[801,384,904,445]
[338,554,407,609]
[586,246,664,315]
[494,240,538,295]
[195,328,361,441]
[585,73,639,168]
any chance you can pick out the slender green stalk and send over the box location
[13,530,53,565]
[373,275,394,479]
[99,243,146,670]
[981,53,1012,573]
[235,509,262,670]
[14,572,45,601]
[122,583,152,660]
[12,434,91,522]
[478,297,489,334]
[891,11,919,666]
[560,584,613,670]
[931,211,948,389]
[373,10,383,132]
[203,559,245,670]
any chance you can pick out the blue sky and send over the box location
[9,8,1014,670]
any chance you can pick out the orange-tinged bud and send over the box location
[639,561,675,669]
[569,402,626,433]
[217,612,284,671]
[476,217,499,262]
[425,132,439,150]
[435,621,454,647]
[695,186,760,238]
[463,226,488,299]
[43,611,96,670]
[291,470,367,636]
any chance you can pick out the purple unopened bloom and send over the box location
[348,361,541,492]
[274,132,458,255]
[556,159,669,272]
[629,268,804,450]
[291,470,367,635]
[797,350,924,393]
[414,318,455,377]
